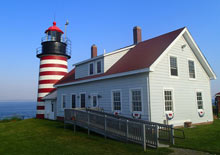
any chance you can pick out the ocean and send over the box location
[0,102,37,120]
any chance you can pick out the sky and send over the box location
[0,0,219,101]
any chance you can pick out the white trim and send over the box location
[40,59,67,65]
[36,110,45,114]
[70,93,76,108]
[38,84,54,89]
[111,89,122,112]
[79,92,86,108]
[73,45,135,66]
[55,68,149,87]
[129,87,144,114]
[163,88,175,114]
[187,58,197,80]
[88,62,94,76]
[40,67,67,72]
[37,102,45,106]
[168,55,179,78]
[39,75,64,81]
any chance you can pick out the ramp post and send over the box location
[126,120,129,142]
[143,124,146,151]
[171,124,175,145]
[88,111,90,135]
[104,115,107,139]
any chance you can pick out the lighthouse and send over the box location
[36,21,71,119]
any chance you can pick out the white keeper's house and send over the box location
[43,26,216,126]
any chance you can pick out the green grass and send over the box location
[0,119,172,155]
[0,116,22,123]
[174,119,220,154]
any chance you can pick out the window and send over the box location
[71,94,76,108]
[170,56,178,76]
[112,91,121,111]
[188,60,195,78]
[62,95,66,109]
[164,90,173,111]
[51,103,54,112]
[92,95,98,107]
[131,89,142,111]
[196,92,203,109]
[89,63,94,75]
[97,61,102,73]
[80,93,86,108]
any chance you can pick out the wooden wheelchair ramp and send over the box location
[64,108,176,150]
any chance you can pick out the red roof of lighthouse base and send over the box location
[45,21,64,34]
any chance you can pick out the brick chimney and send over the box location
[133,26,142,44]
[91,44,97,58]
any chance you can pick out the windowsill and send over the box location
[170,75,179,79]
[132,111,142,114]
[189,78,196,81]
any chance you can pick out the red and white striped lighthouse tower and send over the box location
[36,21,71,119]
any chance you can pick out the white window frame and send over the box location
[196,91,204,110]
[129,88,143,114]
[168,55,179,78]
[90,93,98,108]
[88,62,94,75]
[70,93,77,108]
[187,58,197,80]
[96,60,102,74]
[79,92,86,108]
[163,88,175,113]
[111,89,122,112]
[61,94,66,111]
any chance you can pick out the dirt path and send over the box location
[170,148,211,155]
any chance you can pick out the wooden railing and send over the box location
[64,108,175,150]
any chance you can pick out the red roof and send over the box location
[45,21,64,34]
[56,27,185,85]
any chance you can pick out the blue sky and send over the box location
[0,0,219,101]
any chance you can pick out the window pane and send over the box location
[72,95,76,108]
[164,90,173,111]
[97,61,101,73]
[81,94,85,108]
[188,60,195,78]
[89,63,93,75]
[113,91,121,111]
[93,96,97,107]
[170,57,178,76]
[196,92,203,109]
[62,95,66,108]
[132,90,142,111]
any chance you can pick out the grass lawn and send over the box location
[0,119,172,155]
[174,119,220,154]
